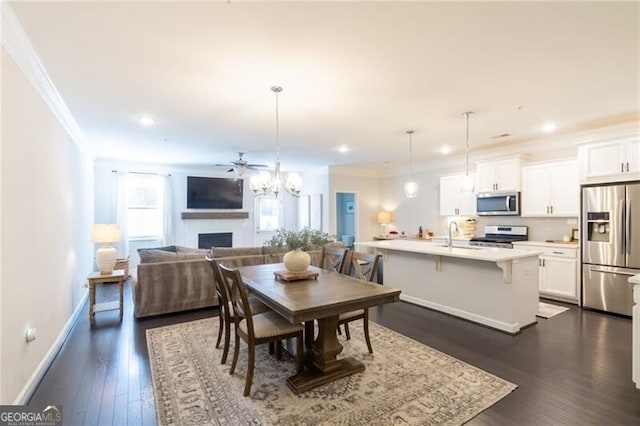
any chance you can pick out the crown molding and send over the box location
[1,3,89,154]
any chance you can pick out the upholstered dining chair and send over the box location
[338,251,381,353]
[206,256,269,365]
[218,263,304,397]
[320,246,350,273]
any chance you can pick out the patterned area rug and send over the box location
[147,317,517,425]
[537,301,570,319]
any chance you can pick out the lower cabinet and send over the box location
[514,242,579,303]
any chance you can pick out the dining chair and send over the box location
[338,251,381,353]
[206,256,269,365]
[219,264,304,397]
[320,246,350,273]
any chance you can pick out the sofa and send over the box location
[132,245,325,318]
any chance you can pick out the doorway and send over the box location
[336,192,356,248]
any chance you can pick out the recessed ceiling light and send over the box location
[541,122,557,133]
[337,145,350,153]
[138,115,156,127]
[440,146,452,155]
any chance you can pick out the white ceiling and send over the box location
[8,1,640,173]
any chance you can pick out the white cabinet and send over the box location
[579,137,640,183]
[476,158,521,192]
[439,174,476,216]
[521,160,579,217]
[513,242,579,303]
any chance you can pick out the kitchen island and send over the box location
[355,239,541,334]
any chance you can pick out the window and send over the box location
[257,196,280,231]
[127,174,163,239]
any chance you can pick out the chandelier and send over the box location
[250,86,302,197]
[404,130,418,198]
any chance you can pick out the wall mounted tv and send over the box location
[187,176,243,209]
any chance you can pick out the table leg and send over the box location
[287,314,365,394]
[89,281,96,326]
[118,278,124,321]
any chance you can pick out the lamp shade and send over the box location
[92,224,121,244]
[377,211,392,224]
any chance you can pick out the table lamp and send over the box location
[377,211,392,236]
[92,224,121,274]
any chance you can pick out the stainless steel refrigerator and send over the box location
[582,182,640,316]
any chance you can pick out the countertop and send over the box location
[513,240,579,249]
[355,239,541,262]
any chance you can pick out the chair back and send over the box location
[321,246,350,273]
[208,258,230,310]
[218,263,255,337]
[346,251,380,282]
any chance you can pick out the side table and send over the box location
[87,269,125,326]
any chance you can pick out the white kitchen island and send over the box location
[356,240,541,334]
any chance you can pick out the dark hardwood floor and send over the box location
[30,278,640,425]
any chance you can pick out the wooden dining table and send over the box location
[237,263,401,394]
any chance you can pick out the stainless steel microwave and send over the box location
[476,191,520,216]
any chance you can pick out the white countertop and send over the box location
[356,239,541,262]
[513,240,579,249]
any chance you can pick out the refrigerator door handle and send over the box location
[620,199,625,254]
[587,267,636,276]
[627,200,631,255]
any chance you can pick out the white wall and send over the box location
[1,48,94,403]
[301,167,330,232]
[329,168,381,242]
[94,160,299,269]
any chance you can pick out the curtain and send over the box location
[162,174,175,245]
[114,172,129,258]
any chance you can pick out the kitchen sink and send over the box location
[439,244,482,250]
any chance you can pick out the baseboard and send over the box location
[399,294,521,334]
[13,292,88,405]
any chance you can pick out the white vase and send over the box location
[283,249,311,273]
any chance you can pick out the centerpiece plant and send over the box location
[264,228,334,272]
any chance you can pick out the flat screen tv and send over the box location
[187,176,243,209]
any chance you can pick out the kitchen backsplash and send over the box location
[439,216,578,242]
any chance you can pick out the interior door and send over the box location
[336,192,356,248]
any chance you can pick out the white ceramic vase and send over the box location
[283,249,311,273]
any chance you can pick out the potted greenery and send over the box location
[264,228,334,272]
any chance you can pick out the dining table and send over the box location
[236,263,401,394]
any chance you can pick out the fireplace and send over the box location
[198,232,232,249]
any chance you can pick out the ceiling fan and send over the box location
[215,152,269,177]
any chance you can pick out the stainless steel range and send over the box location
[470,225,528,248]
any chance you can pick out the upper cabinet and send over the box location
[521,160,579,217]
[476,157,521,192]
[439,174,477,216]
[579,137,640,184]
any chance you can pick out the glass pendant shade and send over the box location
[460,175,475,193]
[404,130,418,199]
[404,181,419,198]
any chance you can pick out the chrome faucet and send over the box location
[448,221,459,248]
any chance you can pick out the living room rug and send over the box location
[147,317,517,425]
[537,301,570,319]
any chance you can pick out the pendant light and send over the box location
[460,112,475,193]
[403,130,418,198]
[249,86,303,197]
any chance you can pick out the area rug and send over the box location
[537,301,570,319]
[147,317,517,425]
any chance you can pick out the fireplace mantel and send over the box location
[181,211,249,220]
